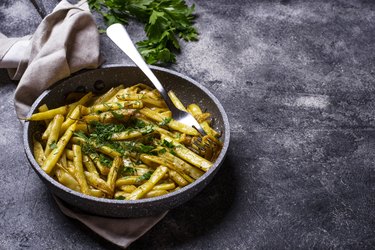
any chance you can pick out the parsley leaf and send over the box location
[110,110,125,120]
[49,141,58,150]
[159,117,172,126]
[89,121,126,142]
[136,171,153,183]
[121,167,136,176]
[88,0,198,64]
[99,154,113,167]
[161,139,174,148]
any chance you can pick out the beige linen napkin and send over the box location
[0,0,167,248]
[55,197,168,248]
[2,0,100,118]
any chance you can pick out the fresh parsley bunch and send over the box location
[88,0,199,64]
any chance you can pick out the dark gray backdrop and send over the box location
[1,0,374,249]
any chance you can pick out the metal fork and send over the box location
[106,23,206,136]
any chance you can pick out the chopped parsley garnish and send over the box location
[73,121,160,156]
[49,141,57,149]
[121,167,136,176]
[138,144,155,153]
[74,131,88,140]
[161,139,174,148]
[140,124,154,134]
[119,141,155,154]
[99,154,112,167]
[158,148,167,154]
[110,111,125,120]
[159,117,172,126]
[134,119,147,128]
[89,121,126,141]
[136,171,153,183]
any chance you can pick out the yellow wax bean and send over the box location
[45,114,64,156]
[162,135,213,172]
[42,122,77,174]
[89,188,105,198]
[115,176,144,187]
[65,149,74,160]
[67,92,93,117]
[82,155,99,175]
[127,165,168,200]
[33,139,45,166]
[71,136,121,158]
[140,108,199,136]
[28,106,68,121]
[87,153,110,176]
[66,161,78,178]
[144,189,169,198]
[41,119,53,140]
[114,191,130,199]
[72,144,90,195]
[107,156,122,195]
[81,101,143,115]
[38,104,49,113]
[38,104,50,126]
[84,171,112,195]
[93,85,124,105]
[60,105,81,135]
[152,182,176,190]
[55,168,81,192]
[82,109,135,123]
[187,103,219,137]
[168,170,189,187]
[116,93,166,108]
[163,152,204,180]
[58,151,68,168]
[75,122,89,133]
[111,130,143,141]
[140,154,193,182]
[119,185,137,193]
[168,91,187,111]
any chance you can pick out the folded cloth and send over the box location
[0,0,101,118]
[0,36,31,69]
[54,197,168,249]
[0,0,167,248]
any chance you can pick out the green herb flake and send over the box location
[116,196,126,200]
[159,117,172,126]
[140,124,154,134]
[49,141,58,150]
[121,167,136,176]
[111,111,125,120]
[74,131,88,140]
[136,171,154,183]
[158,148,167,154]
[99,154,112,167]
[116,102,124,109]
[138,144,155,154]
[169,149,177,156]
[161,139,174,148]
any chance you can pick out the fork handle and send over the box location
[106,24,174,108]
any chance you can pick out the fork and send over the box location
[106,23,206,136]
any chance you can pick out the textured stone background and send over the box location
[1,0,375,249]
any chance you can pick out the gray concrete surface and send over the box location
[1,0,375,249]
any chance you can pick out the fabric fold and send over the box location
[10,0,100,118]
[55,197,168,249]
